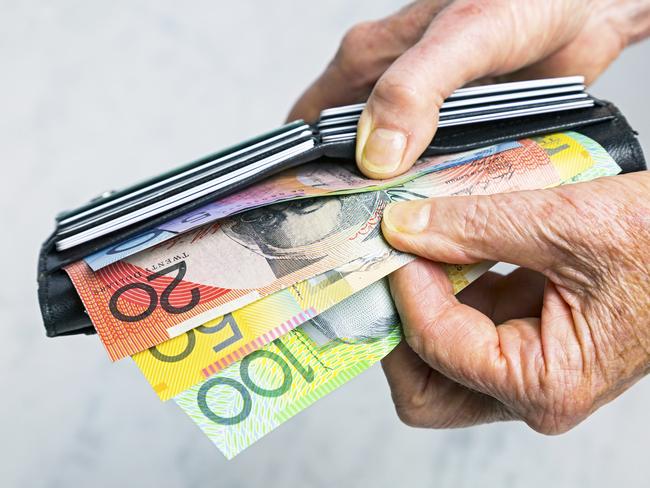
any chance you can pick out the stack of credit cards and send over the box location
[54,76,593,252]
[318,76,592,142]
[55,122,315,250]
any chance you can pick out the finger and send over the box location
[390,258,603,432]
[457,268,546,323]
[381,183,578,273]
[287,1,442,122]
[508,1,627,85]
[381,340,514,428]
[355,0,588,178]
[389,258,540,397]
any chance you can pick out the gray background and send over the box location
[1,1,649,487]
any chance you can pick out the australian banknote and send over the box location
[173,263,504,459]
[85,142,521,270]
[67,135,575,361]
[133,249,412,401]
[174,278,404,460]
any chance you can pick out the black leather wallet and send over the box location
[37,98,647,338]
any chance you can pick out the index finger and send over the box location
[287,1,442,122]
[356,0,588,178]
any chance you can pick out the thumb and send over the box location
[381,185,573,273]
[388,258,510,398]
[355,0,587,179]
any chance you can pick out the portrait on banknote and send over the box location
[222,192,388,278]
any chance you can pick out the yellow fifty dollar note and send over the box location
[133,251,412,401]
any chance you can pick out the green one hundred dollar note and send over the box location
[174,279,402,459]
[173,260,495,459]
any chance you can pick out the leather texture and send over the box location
[38,99,647,337]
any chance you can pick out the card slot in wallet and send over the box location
[56,121,309,223]
[319,76,585,119]
[55,139,316,250]
[319,98,596,143]
[316,94,590,129]
[446,75,585,99]
[55,128,314,245]
[56,125,312,235]
[57,123,311,231]
[316,94,587,131]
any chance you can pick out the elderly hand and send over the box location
[289,0,650,433]
[289,0,649,178]
[380,173,650,433]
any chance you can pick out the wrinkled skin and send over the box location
[289,0,650,434]
[380,174,650,433]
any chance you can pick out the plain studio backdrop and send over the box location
[1,2,649,487]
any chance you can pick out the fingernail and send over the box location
[383,202,430,234]
[361,128,406,175]
[356,110,373,163]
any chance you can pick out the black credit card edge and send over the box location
[55,120,309,223]
[54,139,316,250]
[318,82,585,120]
[41,144,324,273]
[57,124,313,233]
[54,133,315,241]
[318,95,592,133]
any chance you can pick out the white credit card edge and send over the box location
[59,123,311,227]
[318,93,590,129]
[59,129,315,235]
[448,76,584,99]
[55,140,316,251]
[442,85,584,109]
[320,100,594,142]
[438,100,594,126]
[319,85,585,125]
[56,141,315,249]
[439,93,589,117]
[319,76,585,117]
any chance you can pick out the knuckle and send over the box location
[336,21,383,81]
[340,21,377,52]
[524,386,593,435]
[394,404,427,428]
[460,197,493,246]
[389,379,431,428]
[372,73,421,111]
[544,181,634,285]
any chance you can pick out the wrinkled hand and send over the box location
[289,0,649,178]
[380,173,650,433]
[288,0,650,433]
